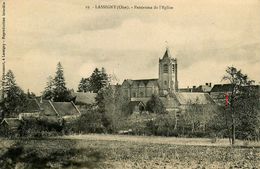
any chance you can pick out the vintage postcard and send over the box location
[0,0,260,168]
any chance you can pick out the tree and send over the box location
[89,68,109,93]
[52,62,72,102]
[27,89,36,99]
[145,94,166,114]
[184,99,202,133]
[42,76,54,100]
[95,85,130,133]
[77,78,90,92]
[2,70,27,117]
[222,66,256,144]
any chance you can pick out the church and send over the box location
[121,47,214,112]
[121,47,178,98]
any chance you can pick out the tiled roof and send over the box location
[193,85,212,93]
[39,100,58,116]
[36,100,80,117]
[1,118,21,128]
[175,92,215,105]
[23,99,42,113]
[211,84,235,93]
[72,92,97,105]
[52,102,80,116]
[123,79,159,87]
[131,96,180,109]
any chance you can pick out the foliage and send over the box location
[145,94,166,114]
[222,66,259,143]
[52,62,72,102]
[64,109,105,134]
[42,62,72,102]
[19,117,63,137]
[95,85,130,133]
[1,70,28,117]
[88,67,109,93]
[77,78,90,92]
[145,113,178,136]
[42,76,54,100]
[178,99,217,135]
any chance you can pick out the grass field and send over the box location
[0,134,260,169]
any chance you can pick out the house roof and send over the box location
[129,101,145,107]
[72,92,97,105]
[52,102,80,116]
[39,100,58,116]
[1,118,21,128]
[193,85,212,93]
[23,99,42,113]
[211,84,235,93]
[174,92,215,105]
[36,100,80,117]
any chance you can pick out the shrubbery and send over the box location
[63,109,105,134]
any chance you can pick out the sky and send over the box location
[2,0,260,95]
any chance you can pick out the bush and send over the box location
[19,117,63,137]
[63,109,105,134]
[145,95,166,114]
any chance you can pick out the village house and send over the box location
[71,92,97,105]
[0,98,81,131]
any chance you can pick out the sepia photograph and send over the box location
[0,0,260,168]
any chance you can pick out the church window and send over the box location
[164,81,167,85]
[140,92,144,97]
[163,64,168,73]
[172,64,175,72]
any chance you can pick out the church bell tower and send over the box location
[159,47,178,95]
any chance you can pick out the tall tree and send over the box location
[2,70,27,117]
[89,68,109,93]
[95,85,130,132]
[222,66,256,144]
[52,62,72,102]
[77,78,90,92]
[42,76,54,100]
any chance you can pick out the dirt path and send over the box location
[59,134,260,147]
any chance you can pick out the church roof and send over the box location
[123,79,159,87]
[163,48,171,58]
[131,96,180,109]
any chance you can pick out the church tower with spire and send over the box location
[159,47,178,95]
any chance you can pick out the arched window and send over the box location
[172,64,175,72]
[164,81,167,85]
[163,64,168,73]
